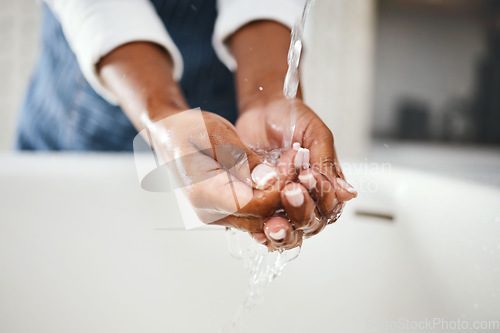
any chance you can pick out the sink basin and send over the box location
[1,153,499,332]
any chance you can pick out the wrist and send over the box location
[228,21,298,114]
[237,76,283,112]
[98,42,189,129]
[144,90,189,124]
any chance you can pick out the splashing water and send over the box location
[220,3,316,332]
[219,229,300,333]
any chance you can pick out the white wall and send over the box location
[302,0,376,159]
[372,8,486,138]
[0,0,40,150]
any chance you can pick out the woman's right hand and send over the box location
[97,42,303,250]
[147,109,303,250]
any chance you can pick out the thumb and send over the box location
[200,111,264,184]
[208,136,264,188]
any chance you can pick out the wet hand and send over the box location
[147,110,294,238]
[236,98,357,247]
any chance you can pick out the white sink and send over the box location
[1,153,499,332]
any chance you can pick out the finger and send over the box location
[298,169,339,216]
[263,217,303,251]
[267,229,303,251]
[299,119,348,190]
[280,182,315,230]
[213,143,263,186]
[250,232,268,244]
[302,210,328,238]
[190,168,282,222]
[200,112,264,183]
[187,170,252,213]
[293,146,310,171]
[212,215,267,233]
[274,148,299,190]
[251,163,279,189]
[252,146,307,191]
[335,177,358,201]
[250,147,298,194]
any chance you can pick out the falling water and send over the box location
[219,2,316,332]
[282,0,316,148]
[219,229,300,333]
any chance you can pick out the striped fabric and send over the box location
[16,0,237,151]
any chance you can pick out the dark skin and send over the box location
[98,21,356,251]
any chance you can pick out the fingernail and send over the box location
[269,229,287,241]
[294,149,304,169]
[298,173,316,190]
[302,148,310,169]
[251,163,277,188]
[284,187,304,207]
[293,142,301,151]
[337,178,357,195]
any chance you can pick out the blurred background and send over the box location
[1,2,499,331]
[0,0,39,150]
[374,0,499,144]
[0,0,499,173]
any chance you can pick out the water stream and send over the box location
[219,1,315,332]
[282,0,315,148]
[219,229,300,333]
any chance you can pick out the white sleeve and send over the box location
[43,0,184,105]
[213,0,306,71]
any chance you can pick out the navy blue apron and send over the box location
[16,0,237,151]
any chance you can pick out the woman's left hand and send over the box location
[235,97,357,248]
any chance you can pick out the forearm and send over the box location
[228,20,302,113]
[97,42,188,130]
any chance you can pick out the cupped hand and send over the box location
[236,97,357,244]
[146,109,300,249]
